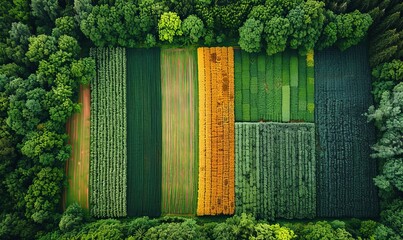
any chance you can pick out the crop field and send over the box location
[315,44,379,218]
[234,49,314,122]
[90,47,127,217]
[126,48,162,217]
[161,48,198,215]
[64,84,90,211]
[197,47,235,216]
[235,123,316,220]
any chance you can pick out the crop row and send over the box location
[235,122,316,220]
[234,49,314,122]
[89,47,127,217]
[197,47,235,216]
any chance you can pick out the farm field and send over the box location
[126,48,162,217]
[197,47,235,216]
[315,44,379,218]
[235,123,316,220]
[234,49,314,122]
[161,48,199,215]
[64,84,90,211]
[90,47,127,218]
[4,0,402,238]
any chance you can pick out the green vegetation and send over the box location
[90,47,127,218]
[235,123,316,220]
[161,48,198,215]
[235,49,314,122]
[0,0,401,239]
[126,48,162,217]
[315,43,379,218]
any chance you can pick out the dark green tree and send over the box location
[239,18,264,53]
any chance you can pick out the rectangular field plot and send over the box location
[234,49,314,122]
[64,84,90,211]
[197,47,235,216]
[235,122,316,219]
[315,43,379,218]
[126,48,162,217]
[90,47,127,217]
[161,48,198,215]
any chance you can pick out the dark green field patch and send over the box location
[126,48,162,217]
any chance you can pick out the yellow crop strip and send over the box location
[197,47,235,215]
[197,48,205,215]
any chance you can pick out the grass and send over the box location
[161,48,199,215]
[64,84,90,212]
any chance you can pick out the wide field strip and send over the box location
[64,84,90,211]
[234,49,314,122]
[235,122,316,220]
[197,47,235,216]
[315,43,379,218]
[161,48,198,215]
[90,47,127,218]
[126,48,162,217]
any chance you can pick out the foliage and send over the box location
[24,167,64,224]
[239,18,264,53]
[52,17,78,38]
[31,0,59,22]
[251,223,296,240]
[59,203,85,232]
[264,17,290,55]
[287,0,326,55]
[5,22,31,65]
[371,59,403,102]
[143,219,202,240]
[26,35,57,63]
[359,220,377,239]
[367,83,403,192]
[335,10,373,51]
[301,221,354,240]
[158,12,183,43]
[181,15,204,44]
[375,199,403,239]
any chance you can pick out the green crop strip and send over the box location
[126,48,162,217]
[235,122,316,220]
[90,47,127,218]
[315,44,379,218]
[161,48,198,215]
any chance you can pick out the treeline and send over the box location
[73,0,372,56]
[44,204,379,240]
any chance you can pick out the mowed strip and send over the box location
[64,84,90,211]
[161,48,198,215]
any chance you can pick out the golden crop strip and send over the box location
[197,47,235,216]
[197,48,206,215]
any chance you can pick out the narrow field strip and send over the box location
[126,48,162,217]
[90,47,127,218]
[315,44,379,218]
[161,48,198,215]
[197,47,235,216]
[65,84,90,211]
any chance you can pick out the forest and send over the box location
[0,0,402,239]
